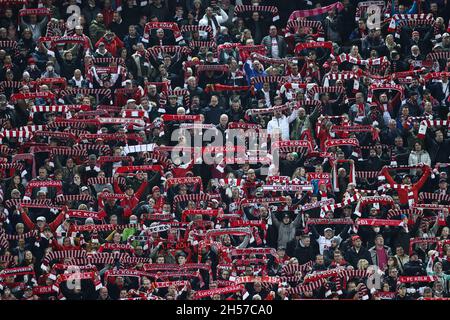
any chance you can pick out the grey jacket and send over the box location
[261,35,287,58]
[271,212,302,249]
[368,245,392,267]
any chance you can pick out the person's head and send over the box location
[209,95,219,107]
[430,2,438,13]
[357,259,369,270]
[38,167,47,179]
[414,141,423,152]
[269,25,277,37]
[177,253,186,265]
[205,6,214,18]
[391,50,400,60]
[62,237,72,247]
[389,267,398,278]
[252,59,262,71]
[4,8,13,19]
[36,216,46,228]
[401,106,409,117]
[324,227,334,239]
[435,130,444,143]
[443,33,450,46]
[394,136,404,148]
[109,215,118,225]
[395,246,404,256]
[375,235,384,247]
[300,234,311,246]
[442,226,450,238]
[424,101,433,114]
[95,13,104,23]
[219,114,228,127]
[352,235,362,248]
[355,92,364,103]
[423,287,433,298]
[397,284,407,296]
[333,250,343,261]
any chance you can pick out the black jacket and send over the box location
[345,246,373,268]
[286,239,317,265]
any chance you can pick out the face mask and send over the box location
[47,66,54,72]
[373,227,380,233]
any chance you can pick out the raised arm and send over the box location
[113,178,124,194]
[414,165,431,191]
[49,208,67,232]
[381,166,396,185]
[135,180,149,199]
[270,211,280,228]
[19,207,35,231]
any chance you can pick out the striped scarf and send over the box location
[322,193,362,213]
[354,195,395,217]
[336,53,388,67]
[55,194,94,204]
[417,118,449,139]
[73,144,111,155]
[251,52,289,65]
[189,40,217,52]
[367,83,404,102]
[29,145,88,157]
[285,20,324,37]
[288,2,344,20]
[59,88,112,99]
[234,5,279,22]
[396,18,436,38]
[307,85,347,103]
[250,75,287,85]
[280,261,314,276]
[5,199,52,209]
[180,25,214,40]
[294,41,334,55]
[147,45,191,57]
[159,88,190,108]
[418,192,450,203]
[272,139,313,154]
[196,64,228,75]
[355,171,379,179]
[142,22,183,43]
[387,208,421,220]
[388,13,433,32]
[426,52,450,62]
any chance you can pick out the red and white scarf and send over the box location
[234,5,279,22]
[142,22,183,43]
[288,2,344,20]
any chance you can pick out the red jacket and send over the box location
[95,36,124,57]
[20,209,65,233]
[382,166,431,205]
[113,180,148,218]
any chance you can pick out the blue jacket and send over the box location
[244,60,267,90]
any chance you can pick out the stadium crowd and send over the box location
[1,0,450,300]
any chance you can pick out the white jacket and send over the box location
[266,113,297,141]
[199,9,228,37]
[408,150,431,174]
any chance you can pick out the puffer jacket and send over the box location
[408,150,431,174]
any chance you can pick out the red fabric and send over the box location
[95,36,124,57]
[382,166,431,205]
[102,9,115,28]
[20,209,66,233]
[113,180,148,217]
